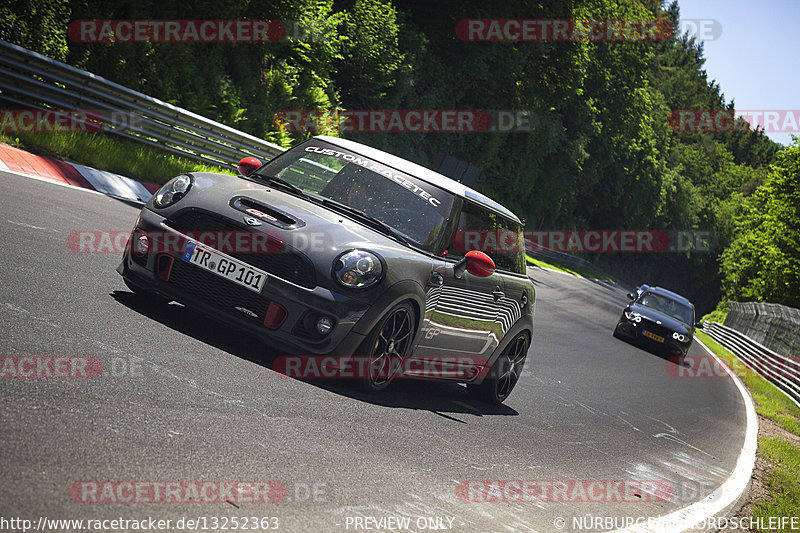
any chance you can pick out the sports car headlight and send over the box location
[333,250,383,288]
[153,174,192,208]
[672,332,687,342]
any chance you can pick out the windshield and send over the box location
[253,141,455,251]
[638,291,693,324]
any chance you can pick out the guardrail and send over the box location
[702,321,800,408]
[725,301,800,357]
[0,39,285,168]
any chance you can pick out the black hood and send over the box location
[629,303,691,333]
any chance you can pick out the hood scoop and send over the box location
[230,196,305,230]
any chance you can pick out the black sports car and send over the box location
[118,136,535,403]
[613,286,700,363]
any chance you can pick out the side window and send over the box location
[449,201,526,274]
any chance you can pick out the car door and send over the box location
[413,200,510,364]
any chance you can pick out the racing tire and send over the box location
[467,333,529,405]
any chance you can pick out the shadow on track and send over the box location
[111,289,518,418]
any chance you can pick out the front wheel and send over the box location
[468,333,529,404]
[356,302,416,392]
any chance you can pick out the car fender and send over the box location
[350,279,427,339]
[470,316,533,384]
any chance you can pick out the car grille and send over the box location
[168,210,317,289]
[168,258,268,325]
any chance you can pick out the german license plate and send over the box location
[182,242,266,293]
[642,330,665,343]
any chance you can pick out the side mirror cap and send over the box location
[238,157,261,177]
[466,250,496,277]
[454,250,496,278]
[694,321,703,329]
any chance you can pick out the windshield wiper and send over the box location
[319,198,411,246]
[251,173,310,199]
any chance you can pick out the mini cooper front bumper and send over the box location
[118,207,372,356]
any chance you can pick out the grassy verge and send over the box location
[526,254,613,281]
[0,131,235,184]
[695,330,800,528]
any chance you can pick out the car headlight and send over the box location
[624,310,641,323]
[672,332,687,342]
[333,250,383,288]
[153,174,192,208]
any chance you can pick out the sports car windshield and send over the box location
[253,141,455,251]
[638,292,693,324]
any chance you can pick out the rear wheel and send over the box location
[356,302,415,392]
[468,333,529,404]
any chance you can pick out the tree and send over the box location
[720,138,800,307]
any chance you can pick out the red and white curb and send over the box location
[0,143,161,203]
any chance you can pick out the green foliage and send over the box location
[1,0,790,313]
[700,300,728,324]
[0,0,69,60]
[720,139,800,307]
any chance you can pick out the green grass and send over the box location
[525,254,612,281]
[695,330,800,529]
[0,131,235,184]
[753,437,800,528]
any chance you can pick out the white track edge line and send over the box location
[611,337,758,533]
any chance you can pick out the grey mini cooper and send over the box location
[118,136,535,403]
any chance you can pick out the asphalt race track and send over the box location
[1,169,749,532]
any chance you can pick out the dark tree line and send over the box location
[2,0,795,311]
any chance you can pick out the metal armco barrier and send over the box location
[725,301,800,358]
[0,40,285,167]
[702,321,800,408]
